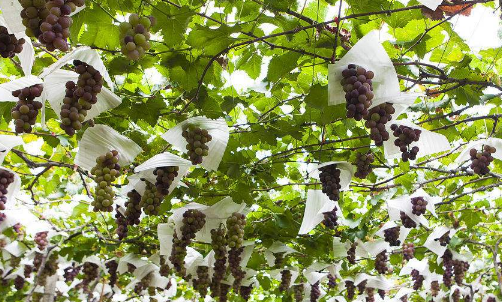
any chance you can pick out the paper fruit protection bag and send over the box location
[75,124,142,171]
[299,190,343,234]
[41,47,121,122]
[162,116,229,171]
[328,31,420,117]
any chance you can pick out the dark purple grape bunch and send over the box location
[63,263,81,282]
[34,231,49,250]
[442,249,453,288]
[453,260,469,285]
[347,243,356,264]
[402,243,414,261]
[327,274,337,288]
[390,124,421,161]
[375,251,388,274]
[341,64,375,121]
[400,212,417,228]
[38,0,85,51]
[154,166,179,197]
[452,289,460,302]
[487,297,496,302]
[364,103,395,146]
[470,145,496,175]
[322,208,338,229]
[11,84,44,134]
[0,169,15,210]
[125,190,142,226]
[294,284,304,302]
[383,226,401,246]
[14,275,25,290]
[411,197,427,216]
[345,280,355,300]
[319,164,342,201]
[310,281,321,302]
[106,260,118,287]
[411,269,424,290]
[0,26,25,58]
[354,152,374,179]
[437,232,450,247]
[114,205,128,240]
[431,280,440,297]
[240,285,252,301]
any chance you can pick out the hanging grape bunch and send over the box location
[19,0,49,38]
[402,243,414,261]
[366,287,375,302]
[0,169,15,211]
[470,145,496,175]
[310,281,321,302]
[34,231,49,250]
[487,297,496,302]
[192,266,210,297]
[38,253,58,286]
[400,212,417,228]
[322,207,338,229]
[229,246,245,290]
[11,84,43,134]
[125,190,142,225]
[274,252,285,268]
[159,256,171,277]
[24,265,33,278]
[38,0,85,51]
[0,26,25,58]
[378,289,385,299]
[453,260,469,285]
[114,205,128,240]
[452,289,460,302]
[33,252,43,270]
[375,251,388,274]
[219,283,231,302]
[347,242,356,264]
[170,210,206,276]
[411,197,427,216]
[294,284,304,302]
[390,124,421,161]
[139,181,163,215]
[60,60,103,136]
[327,274,336,288]
[210,226,227,295]
[63,263,80,282]
[364,103,395,146]
[442,249,453,288]
[119,14,156,60]
[240,285,252,301]
[340,64,375,121]
[14,276,25,290]
[153,166,179,197]
[279,269,292,292]
[81,262,99,286]
[383,226,401,246]
[226,212,246,287]
[438,232,450,246]
[319,164,342,201]
[411,269,424,290]
[345,281,355,299]
[182,125,212,165]
[90,150,121,212]
[354,152,374,179]
[431,280,440,296]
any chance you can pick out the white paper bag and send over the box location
[39,47,113,90]
[75,124,142,171]
[299,190,342,234]
[309,161,353,191]
[43,69,121,121]
[423,226,456,257]
[0,135,23,165]
[328,31,421,115]
[132,152,192,197]
[161,116,229,171]
[383,120,450,160]
[0,75,43,103]
[456,137,502,163]
[386,196,429,228]
[264,241,297,267]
